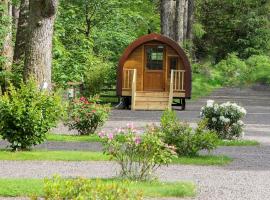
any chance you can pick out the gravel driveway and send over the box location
[1,87,270,200]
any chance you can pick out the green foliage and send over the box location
[53,0,160,88]
[195,0,270,61]
[245,55,270,85]
[42,176,143,200]
[83,59,114,95]
[160,110,218,157]
[201,100,246,139]
[0,79,64,151]
[100,124,176,181]
[66,96,110,135]
[215,53,248,86]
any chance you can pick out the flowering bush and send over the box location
[160,110,218,157]
[67,96,110,135]
[99,123,176,181]
[200,100,247,139]
[41,176,143,200]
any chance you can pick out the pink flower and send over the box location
[98,131,105,138]
[80,97,86,102]
[92,110,96,113]
[127,122,134,130]
[134,136,141,145]
[107,133,114,140]
[115,128,124,134]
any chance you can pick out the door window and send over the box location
[146,46,164,70]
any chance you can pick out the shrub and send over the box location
[160,110,218,157]
[67,96,110,135]
[42,176,143,200]
[0,79,64,151]
[200,100,246,139]
[99,124,176,181]
[245,55,270,85]
[215,53,247,86]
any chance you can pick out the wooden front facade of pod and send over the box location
[117,33,192,110]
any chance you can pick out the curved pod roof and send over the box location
[117,33,192,97]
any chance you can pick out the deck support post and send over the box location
[168,70,174,110]
[131,69,137,110]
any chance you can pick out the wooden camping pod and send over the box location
[116,33,192,110]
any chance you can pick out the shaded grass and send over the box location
[218,139,259,146]
[0,150,231,165]
[46,133,101,142]
[0,178,196,198]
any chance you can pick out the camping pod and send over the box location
[117,33,191,110]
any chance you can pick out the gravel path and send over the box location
[1,87,270,200]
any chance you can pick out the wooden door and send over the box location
[143,45,165,91]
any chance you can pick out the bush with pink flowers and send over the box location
[66,96,110,135]
[99,124,176,181]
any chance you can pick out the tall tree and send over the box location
[24,0,58,88]
[13,0,29,63]
[160,0,175,39]
[174,0,185,43]
[186,0,194,41]
[0,0,13,71]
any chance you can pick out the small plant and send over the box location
[66,96,110,135]
[42,176,143,200]
[160,110,218,157]
[200,100,246,139]
[99,124,176,181]
[0,79,64,151]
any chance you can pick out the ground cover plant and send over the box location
[0,177,196,198]
[0,79,64,151]
[66,96,110,135]
[201,100,247,139]
[160,110,218,157]
[99,124,176,181]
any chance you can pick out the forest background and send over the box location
[1,0,270,99]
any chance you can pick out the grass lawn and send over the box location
[218,139,259,146]
[0,150,232,165]
[46,133,101,142]
[0,178,196,198]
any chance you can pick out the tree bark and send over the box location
[12,4,19,28]
[1,0,13,71]
[183,0,188,41]
[13,0,29,62]
[24,0,58,88]
[186,0,194,41]
[160,0,175,39]
[174,0,185,44]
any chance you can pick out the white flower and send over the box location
[237,120,244,126]
[206,100,214,107]
[214,104,219,112]
[212,117,217,122]
[219,116,230,123]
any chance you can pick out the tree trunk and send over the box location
[186,0,194,41]
[24,0,58,88]
[12,4,19,28]
[183,0,188,41]
[13,0,29,62]
[174,0,185,44]
[1,0,13,71]
[160,0,175,39]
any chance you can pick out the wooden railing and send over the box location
[172,70,185,92]
[168,70,185,109]
[123,69,136,90]
[123,69,137,110]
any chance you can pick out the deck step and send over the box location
[134,92,170,110]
